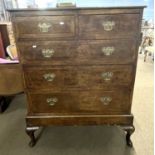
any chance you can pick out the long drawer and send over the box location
[79,14,140,39]
[27,88,131,114]
[23,65,133,90]
[13,15,75,39]
[18,39,137,65]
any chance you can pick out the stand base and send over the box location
[26,125,135,147]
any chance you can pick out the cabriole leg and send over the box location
[122,125,135,147]
[26,126,39,147]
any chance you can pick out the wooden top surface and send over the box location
[7,6,146,12]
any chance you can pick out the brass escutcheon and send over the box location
[100,96,112,105]
[38,22,51,33]
[42,49,55,58]
[102,21,115,31]
[46,97,58,106]
[101,72,113,81]
[102,47,115,56]
[43,73,56,82]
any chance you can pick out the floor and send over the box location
[132,54,154,155]
[0,55,153,155]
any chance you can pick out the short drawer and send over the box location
[13,16,75,39]
[23,65,133,90]
[18,39,136,65]
[28,88,131,114]
[79,14,140,39]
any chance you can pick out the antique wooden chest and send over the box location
[9,6,145,147]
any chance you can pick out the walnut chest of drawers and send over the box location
[9,6,144,147]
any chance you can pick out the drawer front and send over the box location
[28,88,131,114]
[18,39,136,65]
[18,41,77,63]
[14,16,75,39]
[79,14,140,39]
[24,66,133,90]
[78,39,136,64]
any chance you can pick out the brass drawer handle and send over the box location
[100,96,112,105]
[38,22,51,33]
[102,21,115,31]
[46,97,58,106]
[102,47,115,56]
[42,49,55,58]
[43,73,56,82]
[101,72,113,81]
